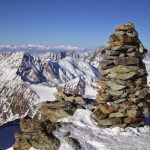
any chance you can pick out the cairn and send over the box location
[92,22,150,127]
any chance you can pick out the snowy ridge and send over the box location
[0,52,40,125]
[17,53,99,97]
[0,51,99,125]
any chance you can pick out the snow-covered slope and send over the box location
[55,109,150,150]
[17,53,99,97]
[0,52,40,125]
[0,51,99,125]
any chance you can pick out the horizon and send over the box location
[0,0,150,49]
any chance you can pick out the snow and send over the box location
[56,109,150,150]
[30,84,57,102]
[84,85,97,99]
[29,147,39,150]
[6,148,13,150]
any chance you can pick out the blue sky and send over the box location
[0,0,150,48]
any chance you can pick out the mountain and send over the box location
[1,46,150,126]
[0,44,89,55]
[0,52,40,125]
[0,51,99,125]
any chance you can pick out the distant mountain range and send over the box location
[0,44,90,55]
[0,48,100,125]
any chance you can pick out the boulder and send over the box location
[38,101,77,122]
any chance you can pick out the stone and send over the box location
[135,78,147,86]
[101,59,114,66]
[127,110,140,118]
[116,31,126,36]
[138,88,149,98]
[120,92,128,98]
[127,51,139,57]
[138,102,147,108]
[105,81,126,91]
[97,94,109,103]
[107,72,136,80]
[124,117,142,124]
[38,101,77,122]
[13,119,60,150]
[130,105,139,110]
[99,103,118,114]
[101,54,117,60]
[114,57,139,65]
[115,22,135,31]
[128,98,140,103]
[137,69,146,76]
[113,98,126,104]
[109,34,137,47]
[123,100,134,106]
[109,112,125,118]
[143,108,149,117]
[102,65,139,74]
[92,108,107,120]
[107,89,124,96]
[97,118,122,126]
[105,50,120,56]
[119,53,125,57]
[111,45,136,51]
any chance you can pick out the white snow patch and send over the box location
[83,85,97,99]
[29,147,39,150]
[6,147,13,150]
[30,84,57,102]
[57,109,150,150]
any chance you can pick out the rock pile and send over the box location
[13,90,84,150]
[92,22,150,127]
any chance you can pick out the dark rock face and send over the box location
[92,22,150,128]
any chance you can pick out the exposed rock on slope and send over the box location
[0,52,40,125]
[13,119,60,150]
[17,54,99,96]
[13,89,84,150]
[0,51,99,125]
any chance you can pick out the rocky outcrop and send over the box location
[13,90,84,149]
[54,91,86,105]
[92,22,150,128]
[38,101,79,122]
[13,119,60,150]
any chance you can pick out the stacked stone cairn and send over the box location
[92,22,150,127]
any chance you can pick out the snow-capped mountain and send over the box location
[0,44,89,55]
[0,51,99,125]
[0,52,40,125]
